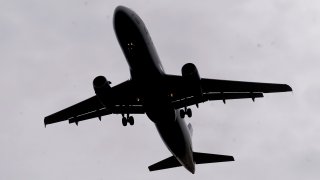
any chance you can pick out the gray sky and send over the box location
[1,0,319,179]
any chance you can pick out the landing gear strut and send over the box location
[180,107,192,118]
[122,114,134,126]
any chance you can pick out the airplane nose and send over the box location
[113,6,134,32]
[114,6,127,20]
[114,6,131,20]
[114,6,128,13]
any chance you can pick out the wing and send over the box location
[200,78,292,93]
[44,80,144,126]
[165,75,292,109]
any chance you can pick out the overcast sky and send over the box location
[1,0,319,179]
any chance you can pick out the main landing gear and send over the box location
[122,114,134,126]
[180,107,192,119]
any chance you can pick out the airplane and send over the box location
[44,6,292,174]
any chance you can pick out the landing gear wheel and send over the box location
[122,117,127,126]
[128,116,134,126]
[180,109,185,119]
[186,108,192,118]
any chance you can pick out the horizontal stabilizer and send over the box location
[193,152,234,164]
[148,156,181,171]
[148,152,234,172]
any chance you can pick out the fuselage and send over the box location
[113,6,195,173]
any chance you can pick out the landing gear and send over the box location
[121,114,134,126]
[122,117,128,126]
[128,116,134,125]
[186,108,192,118]
[180,107,192,118]
[180,109,185,119]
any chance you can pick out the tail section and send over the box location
[148,156,180,171]
[193,152,234,164]
[148,152,234,172]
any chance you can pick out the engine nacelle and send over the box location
[93,76,112,106]
[181,63,203,98]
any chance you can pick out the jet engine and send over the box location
[181,63,203,98]
[93,76,112,106]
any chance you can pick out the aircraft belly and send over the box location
[154,110,194,171]
[145,99,175,124]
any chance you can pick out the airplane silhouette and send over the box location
[44,6,292,174]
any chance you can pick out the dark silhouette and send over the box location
[44,6,292,174]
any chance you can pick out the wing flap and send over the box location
[172,92,263,109]
[68,108,112,124]
[205,92,263,100]
[44,96,103,126]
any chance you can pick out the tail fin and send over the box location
[148,152,234,172]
